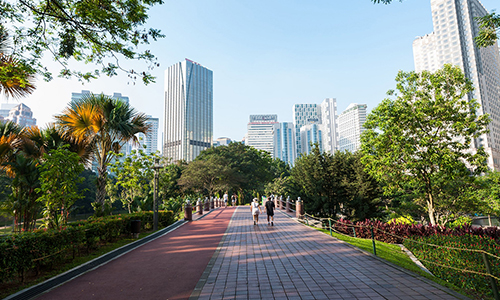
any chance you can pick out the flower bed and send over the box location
[0,211,174,283]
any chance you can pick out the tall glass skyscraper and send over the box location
[413,0,500,170]
[163,59,213,162]
[338,103,367,152]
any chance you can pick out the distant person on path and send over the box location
[265,196,275,226]
[223,193,228,208]
[251,198,262,225]
[231,194,237,206]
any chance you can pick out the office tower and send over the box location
[6,103,36,127]
[164,59,213,162]
[133,116,159,155]
[338,103,367,152]
[293,104,321,156]
[213,137,232,147]
[0,103,17,120]
[277,122,295,165]
[71,90,130,104]
[300,123,322,155]
[320,98,339,153]
[246,115,279,157]
[413,0,500,170]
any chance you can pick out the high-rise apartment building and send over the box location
[71,90,130,104]
[246,115,279,157]
[277,122,295,165]
[338,103,367,152]
[164,59,213,162]
[320,98,339,153]
[293,104,321,157]
[413,0,500,170]
[133,115,159,155]
[300,123,322,155]
[6,103,36,127]
[293,98,338,159]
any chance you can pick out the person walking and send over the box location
[251,198,262,225]
[223,193,228,208]
[231,194,236,206]
[265,196,275,226]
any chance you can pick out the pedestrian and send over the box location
[251,198,262,225]
[265,196,275,226]
[231,194,236,206]
[223,193,228,208]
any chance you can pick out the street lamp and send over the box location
[153,158,162,231]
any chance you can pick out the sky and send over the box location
[7,0,499,149]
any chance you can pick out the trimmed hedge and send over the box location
[0,211,174,283]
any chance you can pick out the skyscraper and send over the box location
[277,122,295,165]
[164,59,213,162]
[413,0,500,170]
[293,104,321,156]
[338,103,367,152]
[246,115,279,157]
[133,116,159,155]
[6,103,36,127]
[320,98,339,153]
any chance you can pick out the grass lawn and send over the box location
[312,226,471,299]
[0,230,157,299]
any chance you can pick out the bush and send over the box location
[404,234,500,299]
[0,211,174,283]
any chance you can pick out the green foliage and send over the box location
[291,146,384,221]
[387,215,415,225]
[361,65,490,225]
[475,12,500,48]
[0,210,174,284]
[0,0,165,84]
[404,234,500,299]
[73,169,98,215]
[187,142,274,201]
[471,171,500,217]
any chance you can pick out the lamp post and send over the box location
[153,158,162,231]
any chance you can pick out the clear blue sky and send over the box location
[13,0,499,148]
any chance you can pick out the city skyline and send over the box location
[3,0,498,144]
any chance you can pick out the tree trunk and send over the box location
[427,193,436,226]
[96,165,107,214]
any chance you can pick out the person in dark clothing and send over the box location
[265,196,275,226]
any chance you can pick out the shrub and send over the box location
[0,211,174,283]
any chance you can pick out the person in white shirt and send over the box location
[251,198,262,225]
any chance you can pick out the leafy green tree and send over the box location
[178,156,242,198]
[107,149,155,213]
[371,0,498,48]
[361,64,490,225]
[0,0,164,84]
[196,142,274,201]
[73,169,98,215]
[471,171,500,217]
[36,146,85,229]
[55,93,150,215]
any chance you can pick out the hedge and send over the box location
[0,211,174,283]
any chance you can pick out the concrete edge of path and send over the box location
[5,212,219,300]
[277,210,471,300]
[188,207,238,300]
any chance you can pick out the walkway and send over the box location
[194,207,466,300]
[21,205,467,300]
[34,207,235,300]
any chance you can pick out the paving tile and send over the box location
[193,208,465,300]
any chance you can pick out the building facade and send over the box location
[338,103,367,152]
[293,104,321,157]
[132,116,159,155]
[413,0,500,170]
[277,122,295,165]
[246,114,279,157]
[163,59,213,162]
[300,123,322,155]
[320,98,339,154]
[5,103,36,127]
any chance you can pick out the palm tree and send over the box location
[55,93,150,214]
[0,24,35,99]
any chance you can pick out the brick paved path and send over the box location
[195,207,466,300]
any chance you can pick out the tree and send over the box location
[0,0,164,85]
[195,142,274,201]
[107,149,156,213]
[36,146,85,229]
[55,93,150,215]
[178,156,242,198]
[361,64,490,225]
[0,24,35,99]
[371,0,498,48]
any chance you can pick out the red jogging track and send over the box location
[36,207,235,300]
